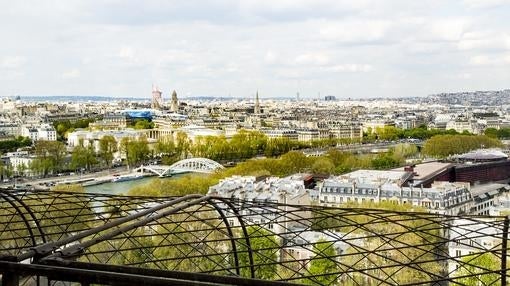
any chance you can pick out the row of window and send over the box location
[322,195,442,209]
[322,186,444,199]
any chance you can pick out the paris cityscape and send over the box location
[1,1,510,285]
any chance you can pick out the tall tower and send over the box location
[170,90,179,113]
[254,91,261,114]
[151,85,163,110]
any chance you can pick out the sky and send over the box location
[0,0,509,99]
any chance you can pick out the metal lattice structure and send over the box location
[135,158,225,176]
[0,189,509,286]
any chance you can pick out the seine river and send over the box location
[84,176,179,195]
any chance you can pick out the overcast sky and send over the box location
[1,0,509,99]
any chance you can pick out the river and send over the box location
[84,176,179,195]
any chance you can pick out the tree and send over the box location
[132,119,154,130]
[375,126,400,141]
[280,151,310,174]
[238,226,279,280]
[484,128,498,139]
[371,154,400,170]
[0,136,33,153]
[311,201,442,285]
[304,239,339,285]
[121,136,151,167]
[423,135,502,158]
[174,131,191,159]
[16,162,27,176]
[70,144,98,171]
[455,253,500,286]
[32,140,67,175]
[311,157,335,174]
[98,135,117,168]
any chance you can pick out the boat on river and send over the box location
[111,173,144,183]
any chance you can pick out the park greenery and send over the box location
[454,253,500,286]
[238,226,279,279]
[53,118,96,141]
[0,136,32,153]
[130,119,155,130]
[30,140,67,176]
[422,134,502,158]
[365,125,467,142]
[484,127,510,139]
[303,239,340,285]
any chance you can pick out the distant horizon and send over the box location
[9,87,510,102]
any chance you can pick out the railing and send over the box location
[0,190,508,286]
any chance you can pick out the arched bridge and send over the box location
[135,157,225,177]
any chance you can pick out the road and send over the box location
[0,166,130,189]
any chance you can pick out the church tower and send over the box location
[151,85,163,110]
[170,90,179,113]
[254,91,261,114]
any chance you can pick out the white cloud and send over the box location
[294,53,330,66]
[264,51,278,65]
[1,56,26,69]
[118,47,136,59]
[324,64,374,73]
[61,69,81,79]
[318,20,392,44]
[463,0,510,9]
[468,54,510,66]
[457,32,510,51]
[0,1,509,98]
[423,18,470,42]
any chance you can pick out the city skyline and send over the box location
[1,1,510,98]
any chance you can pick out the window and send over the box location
[456,250,461,257]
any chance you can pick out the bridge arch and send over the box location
[135,158,224,177]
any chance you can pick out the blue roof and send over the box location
[122,110,153,119]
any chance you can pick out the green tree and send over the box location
[121,136,151,167]
[132,119,154,130]
[0,136,33,153]
[98,135,117,168]
[423,135,502,158]
[371,154,400,170]
[319,201,442,285]
[454,253,500,286]
[70,144,98,171]
[32,140,67,175]
[279,151,310,174]
[174,131,191,159]
[304,239,339,285]
[238,226,279,280]
[484,128,499,139]
[375,126,400,141]
[311,157,335,174]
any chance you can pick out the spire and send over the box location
[254,91,261,114]
[170,90,179,113]
[151,85,163,110]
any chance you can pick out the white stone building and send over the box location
[20,124,57,141]
[319,170,473,215]
[208,175,312,233]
